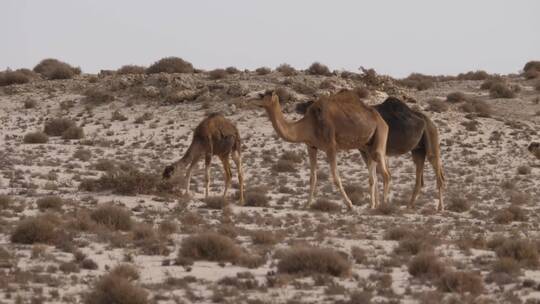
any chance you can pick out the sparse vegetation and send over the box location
[61,126,84,140]
[437,271,484,294]
[426,98,449,113]
[178,232,242,262]
[0,69,38,86]
[398,73,435,91]
[408,252,445,280]
[84,87,114,105]
[446,92,467,103]
[23,131,49,144]
[489,82,519,98]
[146,57,194,74]
[44,118,76,136]
[307,62,331,76]
[11,214,60,245]
[276,63,297,76]
[208,68,228,79]
[116,65,146,75]
[457,70,490,80]
[277,247,351,277]
[85,271,148,304]
[523,60,540,79]
[33,58,80,80]
[255,67,271,75]
[310,199,341,213]
[36,196,63,211]
[90,204,133,231]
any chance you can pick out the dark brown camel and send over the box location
[297,96,446,211]
[163,113,245,204]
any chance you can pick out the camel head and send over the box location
[254,91,280,109]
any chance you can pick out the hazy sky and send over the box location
[2,0,539,77]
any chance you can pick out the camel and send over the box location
[163,113,244,204]
[297,96,446,211]
[528,142,540,159]
[256,90,391,210]
[369,97,446,211]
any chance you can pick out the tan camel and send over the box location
[256,91,391,210]
[163,113,244,204]
[528,142,540,159]
[367,97,446,211]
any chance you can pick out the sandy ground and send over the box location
[0,71,539,304]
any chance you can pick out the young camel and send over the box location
[256,91,391,210]
[162,113,245,204]
[367,97,446,211]
[297,96,446,211]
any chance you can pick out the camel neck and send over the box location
[265,103,306,143]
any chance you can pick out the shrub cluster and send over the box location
[307,62,331,76]
[523,61,540,79]
[146,57,194,74]
[456,70,490,80]
[0,69,38,86]
[489,82,520,98]
[276,63,297,76]
[85,267,148,304]
[33,58,81,80]
[23,131,49,144]
[398,73,435,91]
[116,65,146,75]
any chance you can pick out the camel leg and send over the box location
[204,154,211,199]
[326,150,353,210]
[427,154,445,211]
[231,150,245,205]
[219,155,232,200]
[409,149,426,209]
[366,158,379,209]
[372,120,391,205]
[185,155,201,196]
[306,146,318,208]
[361,150,380,205]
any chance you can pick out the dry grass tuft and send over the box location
[178,232,241,263]
[277,247,351,277]
[255,67,271,75]
[90,204,133,231]
[85,271,148,304]
[146,57,194,74]
[208,68,228,79]
[425,98,449,113]
[489,82,519,98]
[516,165,531,175]
[276,63,297,76]
[116,65,145,75]
[437,271,484,294]
[11,214,61,245]
[488,236,538,268]
[457,70,490,80]
[36,196,63,211]
[44,118,76,136]
[0,69,38,86]
[61,126,84,140]
[84,88,115,105]
[447,197,470,213]
[33,58,80,80]
[492,257,521,276]
[23,131,48,144]
[307,62,332,76]
[243,187,270,207]
[459,99,492,117]
[251,230,279,245]
[310,199,341,213]
[398,73,434,91]
[204,196,227,209]
[446,92,467,103]
[0,195,12,209]
[408,252,445,280]
[494,206,527,224]
[110,264,140,281]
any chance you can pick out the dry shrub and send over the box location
[494,206,526,224]
[272,159,296,172]
[310,199,341,213]
[85,271,147,304]
[44,118,76,136]
[111,264,140,281]
[394,231,436,255]
[178,233,241,262]
[255,67,271,75]
[132,223,169,255]
[274,86,292,103]
[81,258,98,270]
[0,69,38,86]
[84,88,114,105]
[447,197,470,213]
[24,98,37,109]
[492,257,520,275]
[11,214,61,244]
[523,61,540,79]
[33,58,80,80]
[146,57,193,74]
[91,204,132,231]
[204,196,227,209]
[276,63,297,76]
[307,62,331,76]
[225,66,240,74]
[446,92,467,103]
[116,65,145,75]
[23,131,48,144]
[36,196,63,211]
[351,246,367,264]
[398,73,435,91]
[0,195,12,209]
[62,126,84,140]
[277,247,351,277]
[509,190,530,205]
[111,110,128,121]
[457,70,490,80]
[489,82,518,98]
[489,237,538,267]
[459,99,492,117]
[344,184,365,206]
[384,226,416,241]
[208,68,228,79]
[73,149,92,161]
[437,271,484,294]
[517,165,531,175]
[243,188,269,207]
[408,252,445,280]
[80,163,162,195]
[480,77,503,90]
[426,98,449,113]
[251,230,279,245]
